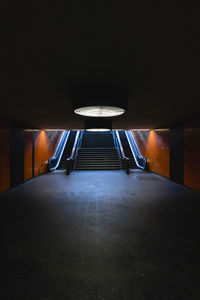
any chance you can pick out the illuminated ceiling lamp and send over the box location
[72,84,128,118]
[84,118,112,132]
[75,105,124,117]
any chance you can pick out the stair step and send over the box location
[77,158,119,160]
[78,154,118,156]
[77,160,119,162]
[75,167,121,170]
[76,163,120,165]
[75,145,121,170]
[77,157,119,159]
[79,150,116,152]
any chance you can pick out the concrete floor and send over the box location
[1,169,200,299]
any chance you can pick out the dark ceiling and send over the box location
[1,0,200,129]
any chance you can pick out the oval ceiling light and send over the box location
[74,105,125,117]
[86,128,111,132]
[72,84,128,119]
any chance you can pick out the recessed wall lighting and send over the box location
[74,106,125,117]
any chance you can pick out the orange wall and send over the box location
[24,132,33,181]
[132,130,170,178]
[145,130,170,178]
[184,127,200,192]
[0,129,10,192]
[24,130,62,179]
[34,131,54,176]
[0,127,62,191]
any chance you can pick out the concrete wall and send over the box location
[10,128,25,188]
[0,129,10,192]
[184,127,200,192]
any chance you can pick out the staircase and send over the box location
[118,131,137,168]
[75,148,121,170]
[75,131,121,170]
[58,131,77,169]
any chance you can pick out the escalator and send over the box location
[57,131,77,169]
[118,131,137,168]
[48,130,147,173]
[48,131,77,171]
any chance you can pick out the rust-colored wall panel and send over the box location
[34,131,54,176]
[0,123,62,191]
[184,127,200,192]
[0,129,10,192]
[24,132,33,181]
[132,130,170,178]
[146,130,170,178]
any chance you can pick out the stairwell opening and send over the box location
[48,130,146,172]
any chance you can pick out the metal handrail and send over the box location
[67,131,80,160]
[66,131,83,175]
[113,131,130,174]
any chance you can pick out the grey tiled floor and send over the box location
[1,170,200,299]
